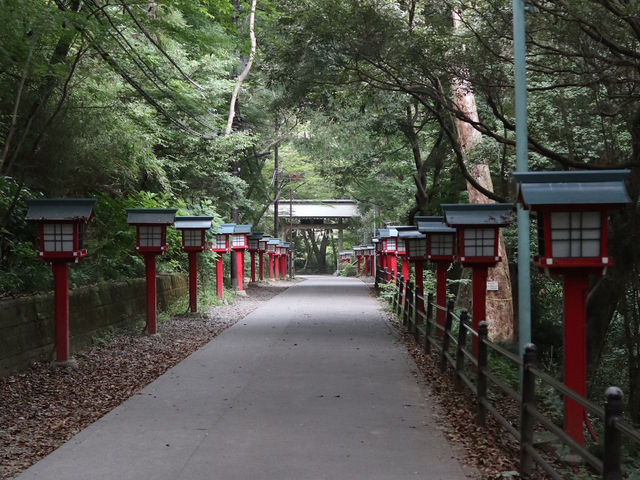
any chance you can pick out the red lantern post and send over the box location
[354,246,363,275]
[443,204,513,357]
[282,242,291,278]
[174,216,213,313]
[338,250,353,273]
[267,239,279,279]
[394,226,417,291]
[363,246,373,276]
[401,231,428,317]
[378,228,399,281]
[276,242,289,279]
[127,208,177,334]
[248,232,262,283]
[416,216,457,336]
[258,236,271,281]
[515,170,630,445]
[26,199,96,364]
[277,245,284,279]
[231,225,252,291]
[210,223,235,299]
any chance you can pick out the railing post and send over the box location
[403,278,411,326]
[603,386,624,480]
[403,280,410,326]
[393,274,400,310]
[455,309,469,390]
[439,298,455,372]
[410,282,419,340]
[416,281,424,325]
[400,278,409,325]
[424,292,433,354]
[476,321,488,426]
[520,343,537,475]
[396,275,404,315]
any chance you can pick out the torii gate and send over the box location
[269,199,361,269]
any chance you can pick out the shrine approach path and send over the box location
[17,275,476,480]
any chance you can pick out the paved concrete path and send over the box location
[17,276,474,480]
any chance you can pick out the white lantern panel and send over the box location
[397,240,406,253]
[386,238,396,251]
[550,211,601,258]
[408,238,427,257]
[464,228,495,257]
[43,223,74,252]
[249,239,259,249]
[214,235,227,249]
[232,234,245,247]
[184,230,202,247]
[139,226,163,247]
[431,234,454,256]
[267,243,276,252]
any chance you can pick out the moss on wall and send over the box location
[0,274,188,376]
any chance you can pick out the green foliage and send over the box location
[340,262,357,277]
[91,326,124,348]
[487,349,520,391]
[378,281,397,303]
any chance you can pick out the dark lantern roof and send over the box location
[213,223,236,235]
[415,216,456,234]
[398,230,424,240]
[442,204,513,227]
[174,216,214,230]
[378,228,398,238]
[26,198,96,222]
[233,224,253,234]
[127,208,177,225]
[514,170,631,208]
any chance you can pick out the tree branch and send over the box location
[226,0,257,135]
[120,0,205,90]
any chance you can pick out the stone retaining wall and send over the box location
[0,274,188,376]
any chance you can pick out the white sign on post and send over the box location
[486,281,499,291]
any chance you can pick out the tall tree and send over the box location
[450,8,514,341]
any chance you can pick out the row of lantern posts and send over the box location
[24,202,293,366]
[371,170,631,447]
[21,170,631,446]
[338,245,375,276]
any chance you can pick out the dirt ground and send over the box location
[0,280,298,480]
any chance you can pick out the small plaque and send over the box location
[487,281,499,291]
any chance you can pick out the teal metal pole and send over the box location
[513,0,531,363]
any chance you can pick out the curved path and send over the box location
[17,276,475,480]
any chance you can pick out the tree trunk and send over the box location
[225,0,257,135]
[319,231,329,272]
[399,104,447,222]
[451,10,514,342]
[273,117,280,236]
[308,230,328,273]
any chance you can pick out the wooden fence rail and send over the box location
[374,268,640,480]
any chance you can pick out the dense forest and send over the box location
[0,0,639,424]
